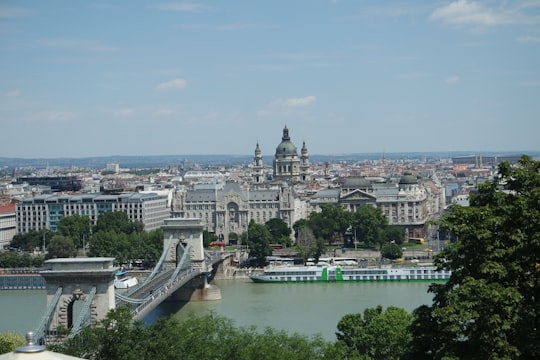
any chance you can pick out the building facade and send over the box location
[310,172,435,239]
[272,126,310,182]
[0,204,16,249]
[16,192,170,233]
[171,182,297,244]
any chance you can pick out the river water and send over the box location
[0,280,435,341]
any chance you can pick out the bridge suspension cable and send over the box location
[144,235,174,284]
[69,286,96,339]
[33,286,62,343]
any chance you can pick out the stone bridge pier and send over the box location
[40,258,117,334]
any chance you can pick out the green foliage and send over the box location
[46,235,77,259]
[88,229,163,265]
[382,225,405,244]
[308,204,350,245]
[10,230,53,252]
[0,331,25,354]
[246,220,273,267]
[410,155,540,359]
[57,214,92,248]
[380,242,403,260]
[54,308,337,360]
[202,230,217,247]
[265,218,292,245]
[0,252,43,268]
[94,211,143,234]
[295,224,325,264]
[335,305,412,360]
[350,205,387,248]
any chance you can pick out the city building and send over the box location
[309,172,437,239]
[171,181,299,244]
[16,192,170,234]
[0,204,16,249]
[14,176,82,192]
[271,126,310,182]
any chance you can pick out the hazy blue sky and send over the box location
[1,1,539,158]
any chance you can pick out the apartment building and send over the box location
[16,192,170,233]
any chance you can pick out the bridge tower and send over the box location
[161,217,207,272]
[38,257,117,341]
[161,217,220,301]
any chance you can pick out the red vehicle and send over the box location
[210,241,226,248]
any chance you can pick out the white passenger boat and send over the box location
[114,269,138,289]
[248,265,450,283]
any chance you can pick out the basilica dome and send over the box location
[275,126,298,158]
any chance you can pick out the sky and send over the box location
[1,1,539,158]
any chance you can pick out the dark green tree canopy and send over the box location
[410,155,540,359]
[336,305,412,360]
[57,214,92,248]
[246,220,273,267]
[46,235,77,259]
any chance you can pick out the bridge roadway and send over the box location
[115,254,226,321]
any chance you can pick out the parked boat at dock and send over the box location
[114,269,138,289]
[248,265,450,283]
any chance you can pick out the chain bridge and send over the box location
[33,218,231,344]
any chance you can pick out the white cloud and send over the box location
[154,3,208,13]
[114,108,134,117]
[517,36,540,43]
[277,96,317,107]
[445,76,461,84]
[5,90,21,97]
[155,78,187,91]
[430,0,511,27]
[38,38,118,52]
[0,6,30,18]
[153,109,173,116]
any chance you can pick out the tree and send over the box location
[0,331,25,354]
[10,230,53,252]
[246,220,273,267]
[335,305,412,360]
[382,225,405,245]
[380,242,402,260]
[54,309,338,360]
[46,235,77,259]
[409,155,540,359]
[265,218,292,246]
[94,211,142,234]
[351,205,387,248]
[313,204,351,245]
[57,214,92,249]
[295,224,325,264]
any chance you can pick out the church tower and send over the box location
[252,142,264,184]
[300,141,310,181]
[273,126,302,182]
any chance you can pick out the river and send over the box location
[0,279,435,341]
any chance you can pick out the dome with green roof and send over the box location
[275,126,298,158]
[399,172,417,185]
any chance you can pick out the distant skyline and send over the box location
[1,1,539,158]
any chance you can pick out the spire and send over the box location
[282,126,290,141]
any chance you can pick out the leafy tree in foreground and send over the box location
[409,155,540,359]
[0,331,25,354]
[335,305,412,360]
[54,308,338,360]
